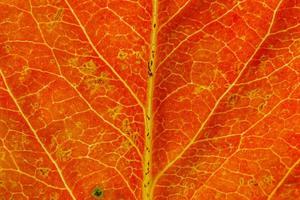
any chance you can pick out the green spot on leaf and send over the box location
[92,187,104,199]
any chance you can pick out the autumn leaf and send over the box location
[0,0,299,199]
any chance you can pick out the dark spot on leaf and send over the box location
[38,168,50,177]
[248,178,258,186]
[3,45,12,53]
[92,186,104,199]
[239,177,244,185]
[265,94,272,99]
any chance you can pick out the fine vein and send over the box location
[151,0,284,192]
[0,70,77,200]
[28,1,143,158]
[64,0,145,111]
[268,159,300,199]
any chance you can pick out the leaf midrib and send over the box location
[143,0,159,199]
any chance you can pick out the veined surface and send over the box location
[0,0,299,199]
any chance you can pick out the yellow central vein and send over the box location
[151,0,284,192]
[268,158,300,200]
[143,0,158,199]
[64,0,145,112]
[0,70,77,200]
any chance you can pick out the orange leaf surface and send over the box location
[0,0,299,199]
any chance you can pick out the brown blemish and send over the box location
[117,50,128,60]
[248,178,259,187]
[3,44,12,53]
[239,177,244,185]
[37,167,50,177]
[227,94,240,107]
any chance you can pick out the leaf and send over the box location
[0,0,299,199]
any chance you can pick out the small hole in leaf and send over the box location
[92,187,104,199]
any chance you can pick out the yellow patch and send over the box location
[240,35,246,40]
[37,167,50,177]
[3,44,12,53]
[108,105,122,120]
[50,59,56,64]
[80,60,97,75]
[49,192,59,200]
[75,121,84,129]
[121,64,128,71]
[132,51,143,64]
[68,57,79,67]
[121,139,131,149]
[121,118,131,134]
[60,129,73,140]
[53,8,64,21]
[177,96,187,102]
[47,8,64,31]
[56,145,72,161]
[193,84,213,95]
[130,131,139,143]
[121,131,138,150]
[117,50,128,60]
[215,193,223,199]
[84,72,113,95]
[247,89,260,99]
[262,175,274,185]
[0,151,5,160]
[19,65,30,82]
[237,2,244,11]
[10,180,18,189]
[257,56,268,74]
[21,134,30,146]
